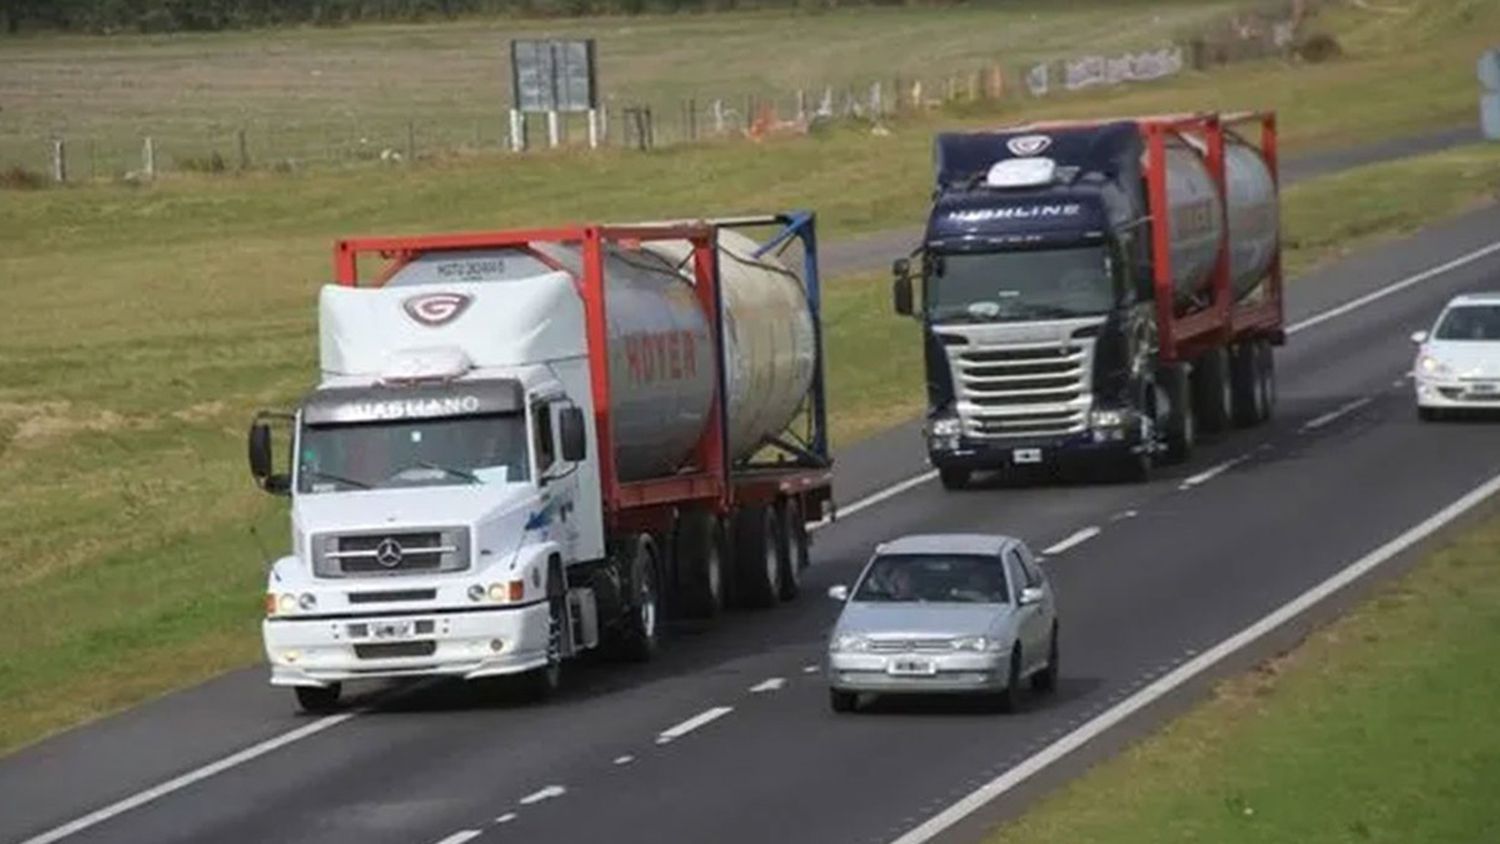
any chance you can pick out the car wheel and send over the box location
[294,683,342,714]
[994,646,1023,713]
[1031,624,1059,694]
[829,688,858,713]
[939,467,971,491]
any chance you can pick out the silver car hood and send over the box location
[836,602,1006,638]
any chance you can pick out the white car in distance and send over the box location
[1413,294,1500,421]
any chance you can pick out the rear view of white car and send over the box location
[1413,294,1500,421]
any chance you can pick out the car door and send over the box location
[1006,548,1047,670]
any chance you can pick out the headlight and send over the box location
[930,417,962,437]
[1418,355,1450,377]
[277,594,297,615]
[1090,409,1126,428]
[952,635,1001,652]
[831,634,871,653]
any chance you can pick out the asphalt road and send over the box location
[3,127,1498,844]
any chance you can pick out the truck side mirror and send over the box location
[247,421,290,496]
[560,407,587,462]
[892,267,915,317]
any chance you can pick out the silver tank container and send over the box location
[1159,132,1279,304]
[387,232,816,482]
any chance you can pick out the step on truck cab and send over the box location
[248,213,833,711]
[893,112,1285,488]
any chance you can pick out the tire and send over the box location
[1031,625,1059,694]
[1192,348,1234,434]
[674,511,727,618]
[732,505,784,609]
[614,535,661,662]
[939,467,971,491]
[829,688,858,713]
[1230,341,1267,427]
[1161,366,1196,465]
[519,597,565,701]
[777,498,808,602]
[995,646,1023,713]
[294,683,342,714]
[1257,341,1277,421]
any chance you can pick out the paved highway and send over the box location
[3,131,1498,844]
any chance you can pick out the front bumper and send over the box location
[929,429,1140,472]
[828,652,1010,694]
[1415,379,1500,409]
[263,602,551,687]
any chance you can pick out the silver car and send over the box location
[826,533,1059,713]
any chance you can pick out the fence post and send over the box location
[51,138,66,184]
[869,81,882,116]
[143,136,155,180]
[912,80,923,108]
[796,89,806,123]
[237,128,250,170]
[406,121,415,164]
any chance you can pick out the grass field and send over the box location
[984,511,1500,844]
[1,0,1499,754]
[0,0,1238,174]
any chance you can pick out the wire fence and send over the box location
[5,8,1304,186]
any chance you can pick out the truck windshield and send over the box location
[297,414,530,494]
[927,246,1112,323]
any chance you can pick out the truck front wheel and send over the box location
[294,683,342,714]
[939,467,971,490]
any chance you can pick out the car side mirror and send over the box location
[1018,586,1045,606]
[1410,330,1429,344]
[560,407,587,462]
[247,421,290,497]
[828,584,850,602]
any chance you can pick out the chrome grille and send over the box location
[868,638,956,653]
[312,528,470,578]
[951,338,1094,439]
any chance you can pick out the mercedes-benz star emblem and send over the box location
[375,537,404,568]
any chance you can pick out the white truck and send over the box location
[248,214,834,712]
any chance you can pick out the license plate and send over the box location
[888,658,937,677]
[371,620,413,640]
[1470,383,1498,394]
[1012,448,1043,465]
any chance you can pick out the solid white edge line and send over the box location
[1301,396,1374,432]
[19,712,357,844]
[1285,240,1500,336]
[656,706,734,742]
[1041,527,1101,556]
[25,237,1500,844]
[810,470,939,533]
[889,467,1500,844]
[431,830,483,844]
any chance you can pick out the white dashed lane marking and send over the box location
[1042,527,1101,556]
[656,707,734,744]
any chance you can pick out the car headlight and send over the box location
[831,634,871,653]
[1419,355,1451,377]
[930,417,962,437]
[1090,409,1126,428]
[952,635,1002,652]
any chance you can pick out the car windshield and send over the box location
[926,246,1112,323]
[297,413,530,494]
[1435,305,1500,341]
[852,553,1009,604]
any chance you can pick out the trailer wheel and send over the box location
[1192,348,1234,434]
[732,505,784,609]
[1231,341,1268,427]
[777,498,808,602]
[674,510,727,619]
[294,683,342,714]
[1258,340,1277,420]
[614,534,661,662]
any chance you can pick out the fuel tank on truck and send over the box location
[933,121,1279,306]
[329,230,816,482]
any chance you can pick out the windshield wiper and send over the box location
[302,468,372,490]
[413,460,483,484]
